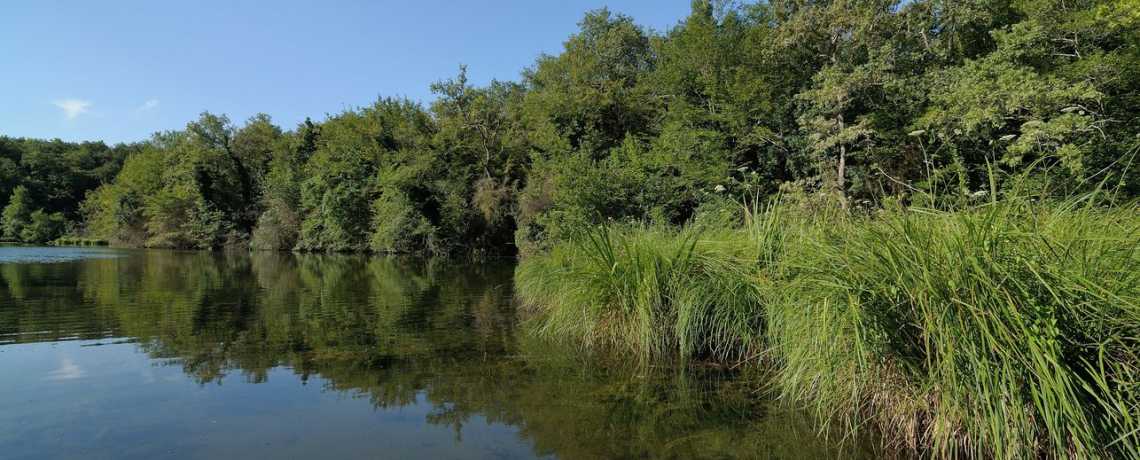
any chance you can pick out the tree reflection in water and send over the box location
[0,250,868,459]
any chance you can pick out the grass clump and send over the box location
[517,193,1140,458]
[515,218,780,362]
[52,236,110,246]
[770,195,1140,459]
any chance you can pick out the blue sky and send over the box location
[0,1,693,144]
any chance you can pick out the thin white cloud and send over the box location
[47,357,86,380]
[52,99,93,120]
[138,98,159,113]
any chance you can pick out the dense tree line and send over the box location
[78,0,1139,254]
[0,137,136,243]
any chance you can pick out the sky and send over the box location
[0,1,693,145]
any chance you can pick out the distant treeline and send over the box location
[0,137,138,243]
[17,0,1140,252]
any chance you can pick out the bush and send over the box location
[370,193,435,253]
[251,204,300,250]
[21,210,67,243]
[1,185,33,239]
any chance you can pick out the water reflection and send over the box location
[0,249,857,459]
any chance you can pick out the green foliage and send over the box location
[82,113,281,248]
[51,236,108,246]
[21,210,67,243]
[68,0,1139,255]
[369,193,435,253]
[1,185,70,243]
[770,195,1140,459]
[521,8,657,154]
[518,193,1140,459]
[0,136,133,241]
[251,118,318,250]
[2,185,33,239]
[81,145,163,246]
[142,184,227,249]
[428,67,528,253]
[516,219,774,361]
[293,98,434,252]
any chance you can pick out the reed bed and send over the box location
[515,222,773,362]
[515,195,1140,459]
[51,236,110,246]
[774,195,1140,459]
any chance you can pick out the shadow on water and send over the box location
[0,248,869,459]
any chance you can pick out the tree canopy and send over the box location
[54,0,1140,253]
[0,136,136,242]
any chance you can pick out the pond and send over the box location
[0,247,859,459]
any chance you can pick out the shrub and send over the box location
[21,210,67,243]
[370,193,436,253]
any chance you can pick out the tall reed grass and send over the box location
[515,221,775,362]
[771,195,1140,459]
[51,236,110,246]
[515,193,1140,459]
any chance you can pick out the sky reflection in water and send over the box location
[0,248,859,460]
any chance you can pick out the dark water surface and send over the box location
[0,247,852,459]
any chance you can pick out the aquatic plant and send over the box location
[518,192,1140,458]
[770,194,1140,459]
[51,236,110,246]
[515,220,774,362]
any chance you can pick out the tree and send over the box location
[185,112,280,236]
[783,0,898,209]
[430,67,529,251]
[21,210,67,243]
[66,0,1140,254]
[1,185,34,240]
[253,118,319,250]
[83,145,164,246]
[521,8,658,155]
[296,98,433,252]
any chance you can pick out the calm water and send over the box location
[0,247,854,459]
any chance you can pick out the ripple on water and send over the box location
[0,246,124,264]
